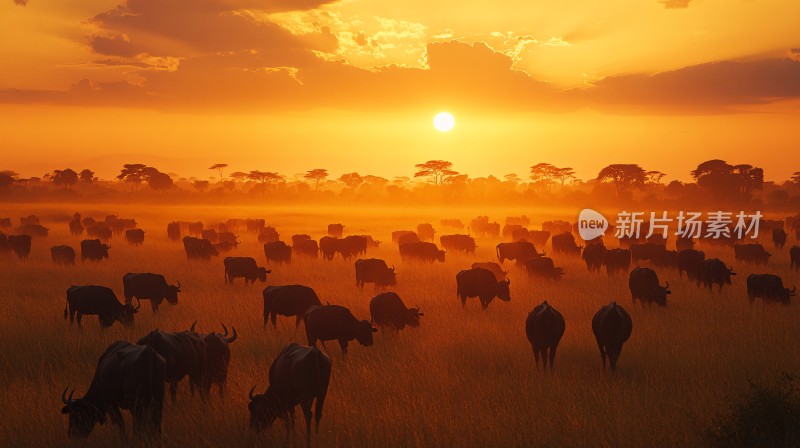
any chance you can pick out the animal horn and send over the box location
[176,280,181,290]
[248,385,257,401]
[664,281,669,289]
[190,321,197,332]
[791,286,797,294]
[221,323,229,336]
[61,388,75,404]
[226,326,238,343]
[134,297,141,311]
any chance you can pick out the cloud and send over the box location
[659,0,693,9]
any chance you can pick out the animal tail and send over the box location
[64,294,68,319]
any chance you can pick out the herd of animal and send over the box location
[2,212,800,445]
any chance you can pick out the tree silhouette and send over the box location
[79,169,95,184]
[143,168,173,191]
[529,163,559,190]
[51,169,79,189]
[414,160,459,186]
[247,171,285,185]
[193,180,210,192]
[304,169,328,190]
[209,163,228,181]
[117,164,173,191]
[362,175,389,186]
[229,171,248,182]
[339,172,363,189]
[554,167,576,188]
[597,164,647,196]
[0,171,15,189]
[691,160,763,198]
[792,172,800,184]
[645,171,666,185]
[117,164,147,191]
[504,173,521,185]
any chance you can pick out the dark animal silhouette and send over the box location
[604,248,631,276]
[525,257,564,281]
[125,229,145,246]
[496,241,539,264]
[81,239,110,262]
[123,273,180,312]
[355,258,396,289]
[417,223,436,242]
[440,234,477,253]
[677,249,705,281]
[263,285,322,328]
[189,322,237,398]
[592,302,633,370]
[304,305,376,355]
[628,267,670,306]
[136,329,208,403]
[224,257,269,284]
[64,285,140,328]
[264,241,292,264]
[51,245,76,265]
[525,301,565,369]
[582,243,606,272]
[183,236,218,260]
[327,223,344,238]
[399,241,446,263]
[470,262,507,281]
[456,267,511,309]
[697,258,736,292]
[9,234,32,259]
[747,274,796,305]
[772,228,787,250]
[734,244,771,265]
[369,292,422,331]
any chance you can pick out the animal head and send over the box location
[119,298,141,326]
[61,388,103,438]
[248,387,285,432]
[654,281,671,306]
[437,250,446,262]
[406,305,423,327]
[257,267,270,282]
[383,266,397,286]
[497,279,511,301]
[166,281,181,304]
[356,320,378,346]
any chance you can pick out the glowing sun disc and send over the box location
[433,112,455,132]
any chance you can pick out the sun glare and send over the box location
[433,112,455,132]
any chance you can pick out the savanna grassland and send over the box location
[1,202,798,448]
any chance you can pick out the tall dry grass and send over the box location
[0,203,798,447]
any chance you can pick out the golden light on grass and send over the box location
[433,112,455,132]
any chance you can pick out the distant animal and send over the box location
[183,236,218,260]
[0,231,7,252]
[246,219,266,233]
[496,241,539,264]
[304,305,376,355]
[628,267,670,306]
[399,241,446,263]
[697,258,736,292]
[604,248,631,276]
[264,241,292,264]
[319,236,337,260]
[125,229,145,246]
[18,223,49,238]
[592,302,633,370]
[675,236,694,252]
[791,246,800,271]
[80,239,110,262]
[64,285,140,328]
[189,323,237,399]
[677,249,705,281]
[187,222,204,236]
[503,224,525,241]
[7,234,31,259]
[528,230,550,248]
[136,329,208,403]
[397,232,420,246]
[525,257,564,281]
[582,243,606,272]
[471,262,507,282]
[51,245,76,265]
[201,229,219,243]
[122,273,180,312]
[292,234,312,246]
[60,340,165,439]
[440,219,465,230]
[369,292,422,331]
[417,223,436,242]
[258,227,280,244]
[506,215,531,227]
[440,234,476,253]
[293,237,319,258]
[456,267,511,309]
[327,223,344,238]
[86,225,112,241]
[355,258,396,289]
[0,217,11,229]
[391,230,417,243]
[525,301,566,369]
[542,220,572,235]
[772,229,787,250]
[167,222,181,241]
[511,228,531,242]
[747,274,796,305]
[224,257,270,284]
[551,232,582,256]
[248,343,331,446]
[355,234,380,248]
[20,214,39,226]
[339,235,368,257]
[734,244,771,265]
[263,285,322,328]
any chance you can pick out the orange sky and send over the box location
[1,0,799,182]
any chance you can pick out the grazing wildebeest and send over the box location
[263,285,322,327]
[123,273,180,312]
[370,292,422,331]
[294,237,319,258]
[183,236,219,260]
[440,234,477,253]
[86,225,112,241]
[187,221,204,236]
[258,227,280,244]
[224,257,270,284]
[440,219,465,230]
[746,274,796,305]
[471,262,507,281]
[355,258,396,289]
[51,245,76,265]
[677,249,705,281]
[125,228,145,246]
[734,243,771,265]
[81,239,110,262]
[246,218,266,233]
[64,285,140,328]
[456,267,511,309]
[592,302,633,371]
[791,246,800,271]
[417,223,436,242]
[327,223,344,238]
[136,329,208,403]
[772,228,787,250]
[628,267,670,306]
[167,222,181,241]
[675,236,694,252]
[525,301,566,369]
[61,340,166,439]
[20,214,39,225]
[399,241,446,263]
[9,234,32,259]
[264,241,292,264]
[19,223,49,238]
[604,248,631,276]
[319,236,337,260]
[0,217,11,229]
[582,243,606,272]
[391,230,417,243]
[496,241,539,264]
[305,305,376,355]
[525,257,564,281]
[551,232,582,256]
[341,235,368,256]
[248,343,332,447]
[201,229,219,243]
[697,258,736,292]
[189,323,237,398]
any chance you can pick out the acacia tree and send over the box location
[117,164,147,191]
[229,171,248,183]
[304,169,328,190]
[597,164,647,196]
[645,171,666,186]
[51,169,79,189]
[414,160,459,186]
[193,180,210,192]
[691,159,763,198]
[209,163,228,181]
[247,171,285,185]
[339,172,363,189]
[554,167,576,188]
[79,169,95,184]
[0,171,15,189]
[529,163,559,190]
[117,164,172,191]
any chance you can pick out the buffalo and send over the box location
[187,221,204,236]
[503,224,525,241]
[80,239,109,262]
[8,234,31,259]
[582,243,606,272]
[18,223,49,238]
[339,235,368,257]
[305,305,376,355]
[604,248,631,276]
[772,228,787,250]
[525,301,566,369]
[86,225,112,241]
[440,234,476,253]
[675,236,694,252]
[399,241,446,263]
[592,302,633,370]
[136,329,208,403]
[224,257,270,284]
[293,237,319,258]
[319,236,338,260]
[496,241,539,264]
[528,230,551,248]
[525,257,564,281]
[628,267,670,306]
[417,223,436,242]
[630,243,667,263]
[263,285,322,327]
[264,241,292,264]
[189,322,237,398]
[355,258,396,289]
[64,285,140,328]
[258,227,280,244]
[51,245,76,265]
[551,232,582,256]
[123,273,180,312]
[747,274,796,305]
[471,262,507,282]
[183,236,218,260]
[697,258,736,292]
[440,219,465,230]
[167,222,181,241]
[392,230,418,244]
[201,229,219,243]
[456,267,511,309]
[791,246,800,271]
[327,223,344,238]
[246,219,266,233]
[542,220,572,235]
[370,292,423,331]
[125,228,145,246]
[20,214,39,225]
[0,217,11,229]
[677,249,705,281]
[734,244,771,265]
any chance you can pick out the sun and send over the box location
[433,112,455,132]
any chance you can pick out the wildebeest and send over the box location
[18,223,49,238]
[551,232,582,256]
[125,228,145,246]
[167,222,181,241]
[525,301,566,369]
[369,292,422,331]
[417,223,436,242]
[592,302,633,371]
[746,274,796,305]
[319,236,337,260]
[64,285,140,328]
[628,267,670,306]
[496,241,539,264]
[263,285,322,327]
[61,340,166,439]
[697,258,736,292]
[51,245,76,265]
[440,234,477,253]
[248,343,332,446]
[187,221,204,236]
[190,323,237,398]
[246,218,266,233]
[264,241,292,264]
[397,232,420,246]
[471,262,507,281]
[456,267,511,309]
[511,228,531,243]
[355,258,396,289]
[258,227,280,244]
[791,246,800,271]
[772,228,787,250]
[582,243,606,272]
[305,305,376,355]
[293,237,319,258]
[69,216,84,236]
[0,217,11,229]
[677,249,705,281]
[391,230,417,243]
[399,241,446,263]
[123,273,180,312]
[525,257,564,281]
[676,236,694,252]
[734,243,771,265]
[201,229,219,243]
[136,329,208,402]
[81,239,110,262]
[339,235,368,257]
[327,223,344,238]
[20,214,39,225]
[224,257,270,284]
[86,225,112,241]
[183,236,218,260]
[604,248,631,276]
[8,234,31,259]
[440,218,465,230]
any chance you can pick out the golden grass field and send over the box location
[0,203,798,447]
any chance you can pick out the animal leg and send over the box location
[109,407,126,438]
[300,400,313,447]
